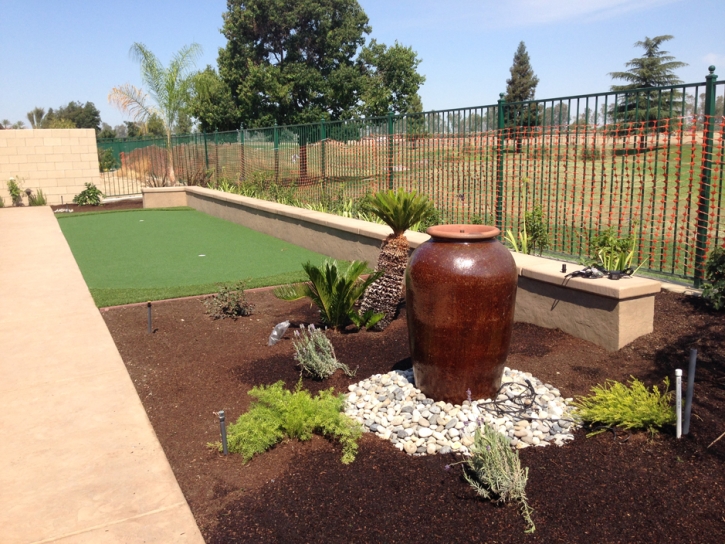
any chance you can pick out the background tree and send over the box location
[109,42,202,182]
[26,107,46,128]
[98,123,117,139]
[188,66,240,132]
[218,0,424,127]
[504,41,540,152]
[608,35,687,146]
[357,40,425,118]
[51,102,102,130]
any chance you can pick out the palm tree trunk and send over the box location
[166,131,176,184]
[360,234,410,330]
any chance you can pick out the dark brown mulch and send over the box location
[102,290,725,543]
[51,198,143,213]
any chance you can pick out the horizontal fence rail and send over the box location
[98,69,725,285]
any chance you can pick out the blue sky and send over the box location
[1,0,722,128]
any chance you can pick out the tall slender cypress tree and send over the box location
[504,42,540,152]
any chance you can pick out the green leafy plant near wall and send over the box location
[586,226,647,273]
[7,177,24,206]
[220,380,362,464]
[98,148,119,172]
[573,376,675,436]
[274,260,383,331]
[505,204,549,256]
[27,189,47,206]
[702,246,725,310]
[73,183,104,206]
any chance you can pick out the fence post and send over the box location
[274,122,279,184]
[496,93,506,231]
[694,66,718,287]
[387,110,394,190]
[203,131,209,171]
[239,124,245,182]
[214,130,219,183]
[320,117,326,185]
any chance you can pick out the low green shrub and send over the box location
[702,246,725,310]
[573,376,675,435]
[0,195,4,208]
[274,260,382,330]
[505,205,548,256]
[223,381,362,464]
[293,325,356,379]
[203,282,255,319]
[7,177,24,206]
[462,426,535,533]
[587,226,647,273]
[98,148,119,172]
[27,189,47,206]
[73,183,103,206]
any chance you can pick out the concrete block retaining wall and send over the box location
[0,128,102,205]
[143,186,661,351]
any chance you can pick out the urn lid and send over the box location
[426,224,500,240]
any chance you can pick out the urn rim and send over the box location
[425,224,500,240]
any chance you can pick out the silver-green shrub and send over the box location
[463,425,535,533]
[293,325,355,379]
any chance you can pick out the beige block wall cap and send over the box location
[519,256,661,299]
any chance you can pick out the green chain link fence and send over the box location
[98,68,725,285]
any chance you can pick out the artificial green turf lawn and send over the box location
[57,207,330,307]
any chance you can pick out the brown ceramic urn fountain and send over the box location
[405,224,518,404]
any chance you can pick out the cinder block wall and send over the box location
[0,129,101,206]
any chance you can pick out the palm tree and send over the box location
[359,188,434,330]
[109,42,202,183]
[26,107,46,128]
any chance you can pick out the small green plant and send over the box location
[274,260,382,331]
[7,177,24,206]
[505,226,530,254]
[222,380,362,464]
[409,205,441,233]
[73,183,103,206]
[460,425,535,533]
[702,246,725,310]
[203,282,255,319]
[27,189,47,206]
[573,376,675,436]
[98,148,119,172]
[293,325,356,379]
[0,195,5,208]
[504,205,548,256]
[587,226,647,273]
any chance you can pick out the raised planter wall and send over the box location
[143,187,661,351]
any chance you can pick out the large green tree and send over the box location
[609,35,687,90]
[217,0,425,127]
[188,66,240,132]
[504,41,540,151]
[109,42,202,182]
[357,40,425,118]
[608,35,687,142]
[41,102,102,130]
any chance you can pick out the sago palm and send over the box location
[109,42,201,183]
[274,260,383,331]
[359,188,434,330]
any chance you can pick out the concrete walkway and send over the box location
[0,208,204,543]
